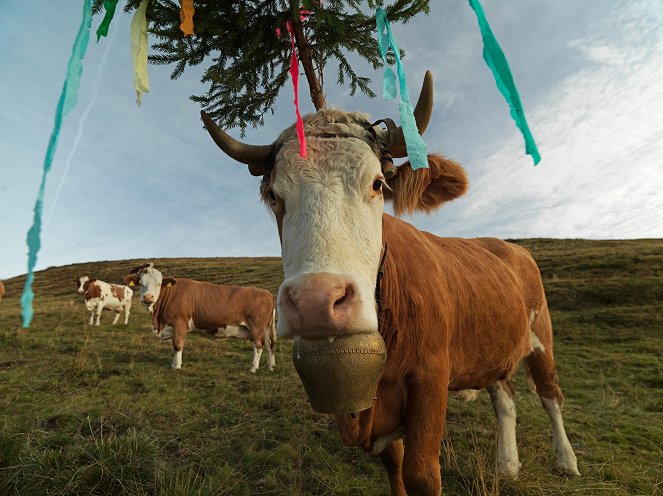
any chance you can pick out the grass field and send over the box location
[1,240,662,495]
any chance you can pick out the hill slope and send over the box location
[1,240,662,495]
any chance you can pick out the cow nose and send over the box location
[142,294,155,303]
[279,273,361,337]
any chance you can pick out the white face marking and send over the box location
[489,383,521,478]
[77,276,89,294]
[138,266,163,309]
[541,397,581,476]
[272,126,385,336]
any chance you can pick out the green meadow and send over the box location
[1,239,662,495]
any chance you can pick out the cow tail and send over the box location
[269,300,277,345]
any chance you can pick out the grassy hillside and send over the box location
[1,240,662,495]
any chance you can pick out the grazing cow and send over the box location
[200,71,580,494]
[75,276,133,326]
[123,263,277,372]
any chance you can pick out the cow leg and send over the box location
[265,331,276,372]
[88,309,94,326]
[487,379,521,478]
[402,376,446,495]
[379,438,407,496]
[112,311,121,325]
[171,321,188,369]
[94,303,103,326]
[526,307,580,476]
[250,341,263,373]
[123,299,131,325]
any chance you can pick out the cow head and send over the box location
[76,275,91,294]
[202,71,467,344]
[124,263,176,312]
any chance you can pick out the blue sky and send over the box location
[1,1,662,279]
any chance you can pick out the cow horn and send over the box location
[200,111,273,176]
[387,70,434,158]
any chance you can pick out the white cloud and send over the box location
[424,2,663,239]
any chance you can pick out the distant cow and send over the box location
[124,263,276,372]
[75,276,133,326]
[0,280,4,302]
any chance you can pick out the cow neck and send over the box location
[152,282,175,331]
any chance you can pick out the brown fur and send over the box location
[82,279,101,300]
[110,285,125,301]
[0,280,4,301]
[331,213,566,493]
[384,154,468,216]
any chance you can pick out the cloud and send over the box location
[431,1,663,239]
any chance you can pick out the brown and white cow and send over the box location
[75,275,133,326]
[200,71,580,494]
[123,263,276,372]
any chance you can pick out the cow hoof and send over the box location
[249,367,257,373]
[498,461,522,479]
[556,462,581,477]
[269,366,276,372]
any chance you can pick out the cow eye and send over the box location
[372,179,384,193]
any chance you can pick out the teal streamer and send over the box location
[375,7,428,169]
[21,0,92,328]
[468,0,541,165]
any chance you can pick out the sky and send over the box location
[1,1,662,280]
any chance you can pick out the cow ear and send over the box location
[163,277,177,288]
[124,274,139,287]
[384,154,468,216]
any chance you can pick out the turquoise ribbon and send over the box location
[468,0,540,165]
[375,7,428,170]
[21,0,92,328]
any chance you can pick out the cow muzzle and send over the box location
[279,273,369,337]
[141,294,155,304]
[279,273,386,414]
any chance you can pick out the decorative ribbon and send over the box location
[286,20,307,158]
[96,0,119,42]
[131,0,150,105]
[375,8,428,170]
[179,0,194,36]
[468,0,540,165]
[21,0,92,328]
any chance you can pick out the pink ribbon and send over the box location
[286,20,307,158]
